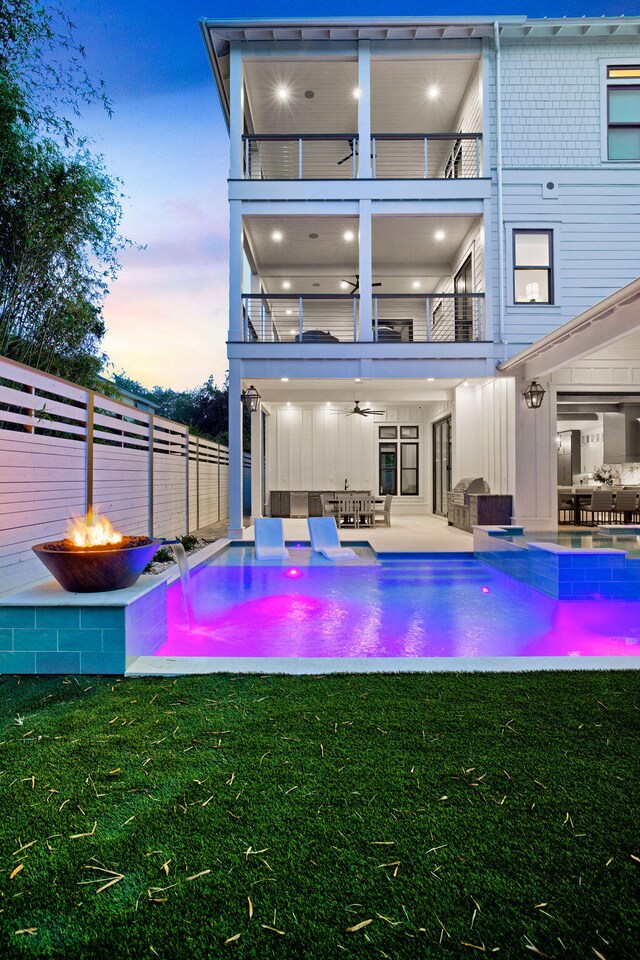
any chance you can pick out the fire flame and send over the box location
[66,510,123,548]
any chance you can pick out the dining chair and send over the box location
[374,494,393,527]
[611,489,639,524]
[358,496,376,528]
[337,495,356,527]
[581,490,615,526]
[320,493,337,519]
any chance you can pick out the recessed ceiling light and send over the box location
[353,87,362,99]
[272,230,283,241]
[427,377,435,382]
[427,85,440,99]
[434,230,445,241]
[285,309,293,315]
[286,401,291,406]
[463,380,469,387]
[355,378,362,382]
[340,280,349,289]
[343,230,355,242]
[289,328,296,335]
[326,401,331,406]
[277,87,289,100]
[282,280,291,289]
[281,377,289,382]
[412,280,421,289]
[304,90,314,99]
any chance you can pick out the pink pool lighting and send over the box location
[154,550,640,662]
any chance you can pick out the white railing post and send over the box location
[426,296,431,342]
[423,136,429,179]
[298,296,303,339]
[358,198,373,341]
[353,297,358,340]
[373,296,378,341]
[261,299,266,342]
[475,136,480,178]
[357,41,372,179]
[352,140,357,179]
[371,137,377,178]
[298,138,303,179]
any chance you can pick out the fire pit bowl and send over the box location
[32,537,164,593]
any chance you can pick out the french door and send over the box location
[432,416,452,516]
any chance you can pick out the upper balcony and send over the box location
[239,54,483,181]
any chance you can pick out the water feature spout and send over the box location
[162,538,195,629]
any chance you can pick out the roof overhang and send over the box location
[499,277,640,381]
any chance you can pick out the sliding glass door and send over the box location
[432,416,452,516]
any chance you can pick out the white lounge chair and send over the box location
[307,517,359,561]
[254,518,290,560]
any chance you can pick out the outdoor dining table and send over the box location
[326,497,387,527]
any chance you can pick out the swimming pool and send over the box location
[154,547,640,663]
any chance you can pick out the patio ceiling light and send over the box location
[427,85,440,99]
[241,385,261,414]
[343,230,355,241]
[282,280,291,289]
[522,380,546,409]
[353,87,362,99]
[340,280,349,289]
[281,377,289,382]
[427,377,435,381]
[412,280,421,289]
[434,229,445,241]
[277,87,289,100]
[354,378,362,382]
[272,230,283,241]
[285,309,293,314]
[289,328,296,335]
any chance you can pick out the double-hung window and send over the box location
[513,230,553,304]
[607,65,640,160]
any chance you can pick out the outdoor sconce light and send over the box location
[241,384,261,413]
[522,380,546,409]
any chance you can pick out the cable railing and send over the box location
[371,134,482,179]
[241,133,482,180]
[373,293,486,342]
[242,294,359,343]
[243,135,359,180]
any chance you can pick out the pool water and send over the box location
[156,549,640,660]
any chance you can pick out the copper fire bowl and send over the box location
[32,538,163,593]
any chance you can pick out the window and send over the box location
[513,230,553,304]
[378,427,420,496]
[607,65,640,160]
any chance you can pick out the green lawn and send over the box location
[0,671,638,959]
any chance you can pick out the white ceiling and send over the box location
[243,57,480,135]
[244,214,481,294]
[247,376,476,402]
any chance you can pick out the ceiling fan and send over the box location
[333,400,385,418]
[341,274,383,294]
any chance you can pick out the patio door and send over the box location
[432,416,452,516]
[454,255,474,341]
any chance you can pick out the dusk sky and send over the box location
[70,1,638,391]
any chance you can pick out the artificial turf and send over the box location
[0,671,638,959]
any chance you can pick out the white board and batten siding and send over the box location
[0,356,237,593]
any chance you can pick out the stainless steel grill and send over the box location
[449,477,490,506]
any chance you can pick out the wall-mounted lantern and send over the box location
[522,380,546,409]
[241,384,261,414]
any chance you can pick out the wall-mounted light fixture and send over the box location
[522,380,546,409]
[241,385,261,413]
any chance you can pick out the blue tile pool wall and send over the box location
[125,584,168,662]
[474,528,640,600]
[0,606,126,674]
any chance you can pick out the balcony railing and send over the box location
[243,135,359,180]
[371,134,481,179]
[373,293,485,342]
[241,133,482,180]
[241,293,486,343]
[242,295,359,343]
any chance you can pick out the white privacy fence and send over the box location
[0,355,245,593]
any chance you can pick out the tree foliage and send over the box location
[0,1,130,386]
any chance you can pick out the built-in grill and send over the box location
[449,476,491,507]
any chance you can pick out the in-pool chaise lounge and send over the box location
[254,518,290,559]
[307,517,359,560]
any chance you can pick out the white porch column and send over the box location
[229,42,244,179]
[250,407,263,520]
[227,361,245,539]
[358,198,373,341]
[228,200,243,342]
[357,41,372,179]
[512,377,556,530]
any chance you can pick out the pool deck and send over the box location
[246,514,474,553]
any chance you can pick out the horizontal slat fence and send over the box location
[0,355,241,593]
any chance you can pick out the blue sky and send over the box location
[70,1,639,389]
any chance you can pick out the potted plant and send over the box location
[592,465,614,487]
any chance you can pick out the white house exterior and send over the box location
[200,15,640,538]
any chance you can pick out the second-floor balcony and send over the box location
[243,132,482,180]
[241,293,486,343]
